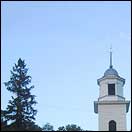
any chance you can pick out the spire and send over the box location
[110,45,113,68]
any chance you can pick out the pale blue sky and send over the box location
[1,1,131,131]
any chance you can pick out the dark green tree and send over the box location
[42,123,54,131]
[1,110,8,130]
[57,124,83,131]
[2,58,38,131]
[65,124,83,131]
[57,126,66,131]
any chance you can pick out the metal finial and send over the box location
[110,45,113,68]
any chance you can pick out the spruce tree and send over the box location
[3,58,37,130]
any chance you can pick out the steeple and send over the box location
[110,46,113,68]
[94,46,130,131]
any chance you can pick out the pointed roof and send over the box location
[97,47,125,85]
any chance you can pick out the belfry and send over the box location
[94,49,130,131]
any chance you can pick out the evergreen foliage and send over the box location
[1,58,41,131]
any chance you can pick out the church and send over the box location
[94,50,130,131]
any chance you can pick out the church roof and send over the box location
[104,67,118,76]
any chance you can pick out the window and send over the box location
[109,120,116,131]
[108,84,115,95]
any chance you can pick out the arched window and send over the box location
[109,120,116,131]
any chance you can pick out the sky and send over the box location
[1,1,131,131]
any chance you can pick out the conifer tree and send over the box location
[3,58,37,130]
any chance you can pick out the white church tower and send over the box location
[94,49,130,131]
